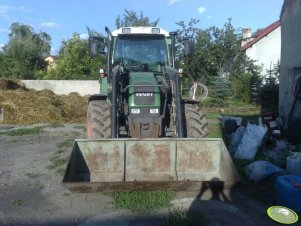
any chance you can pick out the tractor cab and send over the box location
[111,27,172,73]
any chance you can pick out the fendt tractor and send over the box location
[63,26,239,192]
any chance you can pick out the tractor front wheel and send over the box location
[86,100,111,139]
[184,104,209,138]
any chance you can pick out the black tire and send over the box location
[184,104,208,138]
[86,100,111,139]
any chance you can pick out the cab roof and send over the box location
[111,27,170,37]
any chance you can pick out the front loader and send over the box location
[63,26,240,192]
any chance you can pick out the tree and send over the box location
[176,18,262,102]
[210,75,232,106]
[176,18,200,73]
[40,33,105,80]
[177,19,261,80]
[115,9,159,28]
[0,23,51,79]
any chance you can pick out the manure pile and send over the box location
[0,78,88,125]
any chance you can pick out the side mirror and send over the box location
[184,40,194,57]
[89,36,106,57]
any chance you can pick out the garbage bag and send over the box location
[263,140,289,165]
[235,123,267,160]
[229,126,246,154]
[245,160,285,182]
[221,116,242,128]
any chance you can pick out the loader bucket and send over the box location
[62,138,240,192]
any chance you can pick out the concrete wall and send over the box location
[279,0,301,126]
[246,26,281,77]
[21,80,100,96]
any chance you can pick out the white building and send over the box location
[279,0,301,133]
[241,21,281,78]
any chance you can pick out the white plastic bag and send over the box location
[245,160,285,182]
[234,123,267,160]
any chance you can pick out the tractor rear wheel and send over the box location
[86,100,111,139]
[184,104,209,138]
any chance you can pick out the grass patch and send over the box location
[161,208,207,226]
[56,140,73,149]
[25,173,42,179]
[208,123,222,138]
[204,97,260,138]
[47,122,64,128]
[56,168,66,177]
[12,199,24,207]
[47,156,68,170]
[1,126,44,136]
[112,190,175,214]
[205,112,220,119]
[203,97,260,116]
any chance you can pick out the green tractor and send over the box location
[87,26,208,139]
[62,26,240,192]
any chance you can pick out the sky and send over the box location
[0,0,284,55]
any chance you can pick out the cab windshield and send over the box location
[113,35,170,72]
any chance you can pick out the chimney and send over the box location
[241,28,252,47]
[242,28,252,39]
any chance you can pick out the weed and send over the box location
[47,122,64,128]
[56,168,66,177]
[32,181,44,190]
[12,199,24,207]
[161,208,207,226]
[112,190,175,214]
[1,126,44,136]
[25,173,42,179]
[73,125,85,130]
[32,183,44,190]
[54,149,64,155]
[56,140,73,149]
[65,131,82,139]
[47,156,68,170]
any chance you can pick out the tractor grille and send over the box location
[134,83,155,105]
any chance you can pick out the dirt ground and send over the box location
[0,124,293,226]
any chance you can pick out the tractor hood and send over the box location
[128,72,160,108]
[129,72,157,85]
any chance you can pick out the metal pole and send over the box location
[111,66,119,138]
[169,32,184,137]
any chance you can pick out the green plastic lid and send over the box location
[267,206,299,224]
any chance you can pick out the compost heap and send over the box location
[0,78,88,125]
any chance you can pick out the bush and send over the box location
[231,73,261,103]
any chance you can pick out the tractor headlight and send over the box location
[122,28,131,34]
[131,108,140,114]
[150,108,159,114]
[151,28,160,34]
